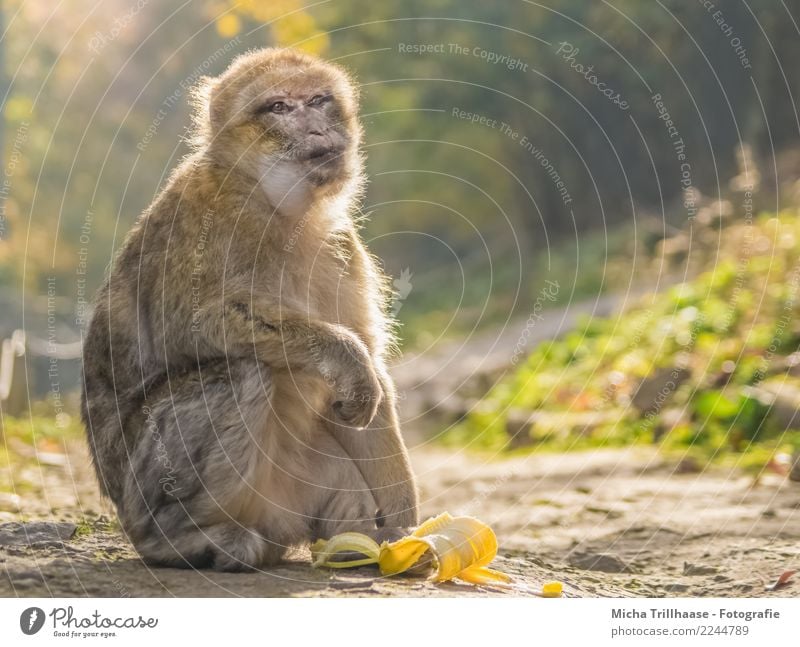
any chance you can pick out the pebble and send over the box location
[0,522,77,547]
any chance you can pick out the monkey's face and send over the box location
[251,77,352,186]
[206,51,361,193]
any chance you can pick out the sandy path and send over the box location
[1,297,798,597]
[1,438,798,597]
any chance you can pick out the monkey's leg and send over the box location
[307,431,380,540]
[309,424,411,542]
[119,360,289,572]
[327,368,419,529]
[132,513,283,572]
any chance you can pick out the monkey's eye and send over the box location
[307,94,330,107]
[267,101,289,114]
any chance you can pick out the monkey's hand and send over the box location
[204,297,384,426]
[327,348,382,429]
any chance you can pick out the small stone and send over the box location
[0,522,77,547]
[683,562,718,576]
[674,457,702,474]
[0,493,21,512]
[790,452,800,482]
[584,506,623,519]
[568,551,636,574]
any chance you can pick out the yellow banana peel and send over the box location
[542,581,563,597]
[311,512,513,585]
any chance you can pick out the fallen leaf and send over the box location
[765,570,797,591]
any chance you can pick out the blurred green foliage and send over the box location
[0,412,83,496]
[452,211,800,469]
[3,1,800,347]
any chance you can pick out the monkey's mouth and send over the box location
[301,145,344,163]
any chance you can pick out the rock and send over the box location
[683,562,718,576]
[0,522,77,547]
[6,570,45,587]
[584,506,623,519]
[742,383,800,429]
[654,408,688,439]
[507,410,619,448]
[504,410,542,448]
[790,451,800,483]
[674,456,703,474]
[568,551,636,574]
[658,234,690,265]
[0,493,21,512]
[631,367,690,415]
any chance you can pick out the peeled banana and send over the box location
[311,512,520,586]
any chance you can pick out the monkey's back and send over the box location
[80,160,207,503]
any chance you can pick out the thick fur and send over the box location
[81,48,418,571]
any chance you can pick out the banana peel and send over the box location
[311,512,512,585]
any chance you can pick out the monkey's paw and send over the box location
[331,367,382,428]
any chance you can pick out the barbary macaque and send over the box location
[81,48,418,571]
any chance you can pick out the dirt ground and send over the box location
[1,436,798,597]
[1,301,799,597]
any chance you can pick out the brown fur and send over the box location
[81,48,418,571]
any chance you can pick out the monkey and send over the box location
[80,48,419,572]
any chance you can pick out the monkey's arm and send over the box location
[190,294,382,427]
[192,290,417,524]
[323,230,419,526]
[329,365,419,528]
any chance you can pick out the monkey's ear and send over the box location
[187,75,218,148]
